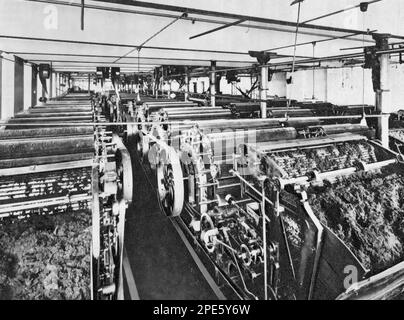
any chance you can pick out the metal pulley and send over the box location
[156,146,184,217]
[115,146,133,203]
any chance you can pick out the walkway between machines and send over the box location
[124,152,217,300]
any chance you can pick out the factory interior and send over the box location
[1,0,404,301]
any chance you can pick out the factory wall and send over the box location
[285,65,404,112]
[268,72,287,98]
[0,61,75,117]
[0,55,41,120]
[286,69,328,102]
[219,76,255,96]
[204,64,404,112]
[390,64,404,111]
[326,67,375,107]
[189,77,209,93]
[1,55,15,120]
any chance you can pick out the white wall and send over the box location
[1,55,15,120]
[23,64,31,110]
[390,64,404,111]
[188,63,404,112]
[268,72,287,98]
[189,77,210,94]
[220,76,254,96]
[326,67,374,106]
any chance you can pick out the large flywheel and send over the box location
[115,148,133,203]
[157,146,184,217]
[113,135,133,203]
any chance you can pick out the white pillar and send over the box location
[260,65,268,118]
[375,34,391,148]
[88,74,91,94]
[49,71,53,99]
[210,61,216,107]
[184,67,189,101]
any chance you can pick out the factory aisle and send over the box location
[124,151,218,300]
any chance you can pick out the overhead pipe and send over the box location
[301,0,382,24]
[114,12,188,63]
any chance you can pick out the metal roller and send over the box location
[176,119,281,132]
[0,136,94,161]
[269,108,315,118]
[0,127,93,140]
[158,107,225,115]
[31,105,92,111]
[8,115,91,122]
[13,112,92,118]
[164,111,233,120]
[145,101,197,108]
[315,123,374,137]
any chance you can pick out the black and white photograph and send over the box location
[0,0,404,305]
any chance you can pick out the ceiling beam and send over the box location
[0,35,314,59]
[93,0,384,37]
[28,59,159,65]
[23,0,372,42]
[0,34,248,55]
[264,29,377,52]
[6,52,255,63]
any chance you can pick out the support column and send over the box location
[260,65,269,118]
[210,61,216,107]
[374,33,391,148]
[58,73,61,96]
[184,66,189,101]
[156,78,159,98]
[137,83,141,102]
[88,74,91,95]
[14,56,24,114]
[157,66,163,99]
[167,80,171,98]
[49,68,53,99]
[215,73,221,97]
[56,73,59,96]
